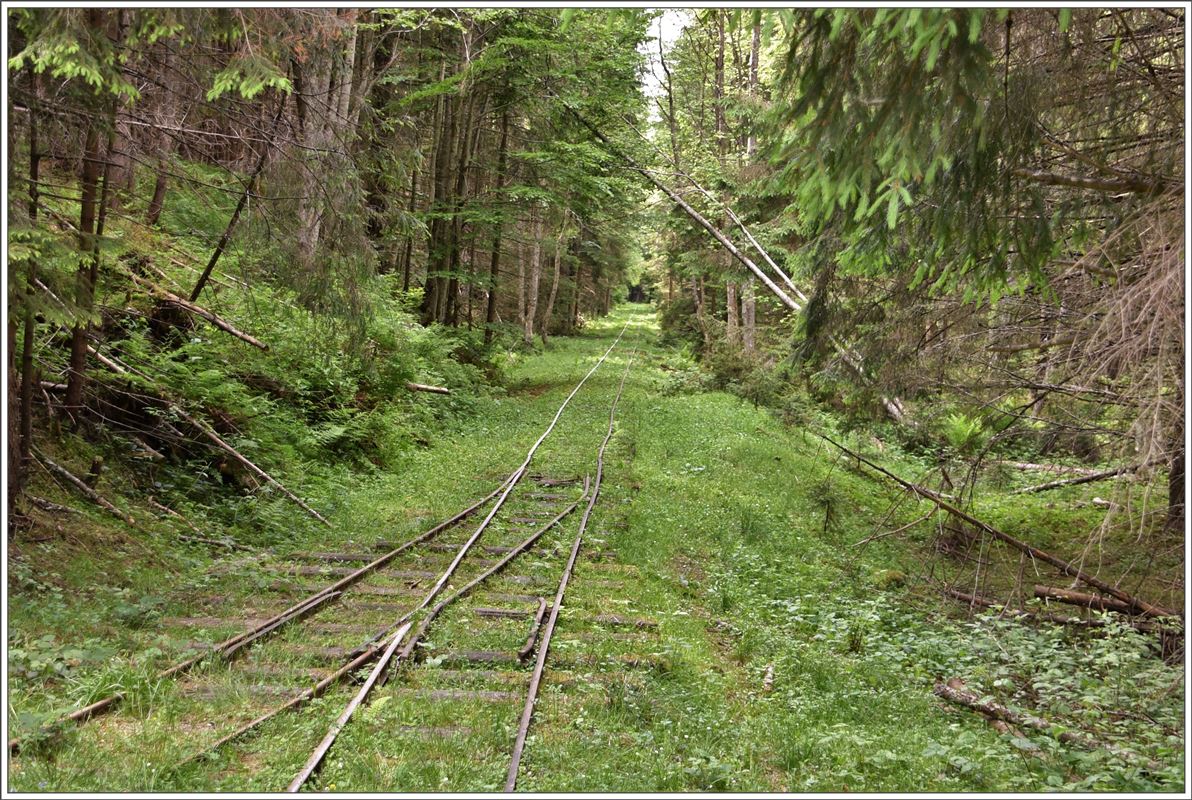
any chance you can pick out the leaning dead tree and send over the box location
[819,432,1178,619]
[565,102,909,423]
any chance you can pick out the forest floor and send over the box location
[6,305,1185,792]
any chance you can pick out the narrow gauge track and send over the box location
[289,352,636,793]
[11,323,635,792]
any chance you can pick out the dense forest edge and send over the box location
[4,7,1186,792]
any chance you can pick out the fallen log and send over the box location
[1034,585,1137,616]
[993,460,1102,476]
[129,273,268,351]
[26,495,80,515]
[167,404,330,527]
[817,433,1178,618]
[941,588,1174,635]
[84,347,330,527]
[406,381,450,395]
[33,450,134,525]
[1012,461,1158,495]
[934,677,1160,769]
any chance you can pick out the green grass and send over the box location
[7,305,1184,792]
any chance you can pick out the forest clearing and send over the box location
[3,5,1187,795]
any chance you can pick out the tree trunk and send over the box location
[516,236,526,332]
[748,19,760,159]
[568,260,582,333]
[741,19,761,353]
[484,107,510,344]
[1168,411,1184,533]
[742,275,756,351]
[420,82,457,324]
[64,116,105,413]
[400,163,418,293]
[17,74,41,496]
[541,232,563,346]
[726,279,739,345]
[189,96,285,302]
[524,209,543,346]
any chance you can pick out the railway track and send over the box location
[13,326,657,792]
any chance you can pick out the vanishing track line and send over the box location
[13,322,643,793]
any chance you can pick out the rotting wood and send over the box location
[33,449,134,525]
[934,677,1160,769]
[81,345,329,526]
[166,404,330,527]
[147,495,246,550]
[941,588,1176,635]
[992,460,1103,476]
[26,495,79,514]
[1011,460,1158,494]
[505,350,634,792]
[1033,584,1142,616]
[405,381,451,395]
[128,273,268,350]
[816,433,1178,618]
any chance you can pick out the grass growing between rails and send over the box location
[7,305,1185,792]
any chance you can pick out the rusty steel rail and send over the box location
[285,622,415,793]
[6,482,510,755]
[504,350,634,792]
[175,485,587,771]
[518,598,550,661]
[284,478,591,790]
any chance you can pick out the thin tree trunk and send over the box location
[541,232,563,346]
[400,164,418,293]
[16,76,41,497]
[569,261,581,333]
[516,236,526,332]
[726,279,739,345]
[1167,409,1184,533]
[524,209,543,345]
[190,96,284,301]
[742,276,756,351]
[741,18,761,353]
[484,107,510,344]
[420,79,457,324]
[64,111,105,413]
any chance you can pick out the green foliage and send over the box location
[941,411,988,455]
[69,660,168,716]
[206,55,291,101]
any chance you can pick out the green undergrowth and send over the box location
[7,305,1185,792]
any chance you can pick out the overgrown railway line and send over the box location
[11,328,651,792]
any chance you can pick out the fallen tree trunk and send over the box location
[147,495,247,550]
[1034,585,1139,616]
[564,103,908,425]
[129,273,268,351]
[993,460,1103,476]
[1012,461,1158,495]
[942,588,1174,634]
[167,403,330,527]
[817,433,1178,618]
[934,678,1160,769]
[83,346,330,527]
[405,381,450,395]
[33,449,134,525]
